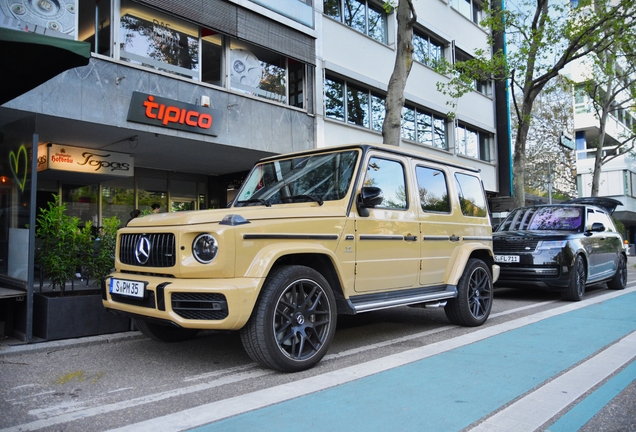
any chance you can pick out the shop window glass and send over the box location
[79,0,112,55]
[201,31,223,87]
[229,40,287,104]
[137,169,167,213]
[119,0,200,79]
[347,84,369,127]
[325,77,345,121]
[101,178,134,226]
[63,185,99,227]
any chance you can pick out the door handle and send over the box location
[404,235,418,241]
[450,235,461,242]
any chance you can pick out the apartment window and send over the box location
[413,31,444,68]
[80,1,308,108]
[450,0,484,25]
[323,0,388,44]
[325,76,384,131]
[455,49,491,96]
[456,123,492,162]
[402,105,448,150]
[119,0,200,79]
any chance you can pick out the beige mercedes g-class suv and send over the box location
[104,143,499,372]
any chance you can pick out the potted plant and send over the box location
[33,196,129,340]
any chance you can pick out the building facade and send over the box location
[571,56,636,243]
[0,0,502,340]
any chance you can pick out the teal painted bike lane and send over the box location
[193,292,636,432]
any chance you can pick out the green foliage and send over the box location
[36,196,121,294]
[87,216,121,285]
[36,195,91,294]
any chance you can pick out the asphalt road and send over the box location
[1,262,636,432]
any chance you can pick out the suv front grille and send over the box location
[172,293,229,320]
[493,237,539,253]
[119,233,176,267]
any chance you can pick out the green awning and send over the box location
[0,27,91,105]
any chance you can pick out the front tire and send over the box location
[607,255,627,290]
[240,265,337,372]
[134,318,200,342]
[445,258,493,327]
[562,255,586,301]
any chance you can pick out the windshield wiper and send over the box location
[236,198,271,207]
[282,195,324,206]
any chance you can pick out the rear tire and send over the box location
[134,318,199,342]
[240,265,337,372]
[445,258,493,327]
[561,255,586,301]
[607,255,627,290]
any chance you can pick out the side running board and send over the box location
[346,285,457,314]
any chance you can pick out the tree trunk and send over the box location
[382,0,416,146]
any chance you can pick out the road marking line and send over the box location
[468,331,636,432]
[0,370,270,432]
[106,287,636,432]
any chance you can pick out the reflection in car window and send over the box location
[455,173,487,217]
[364,157,407,210]
[235,150,358,206]
[586,209,614,232]
[416,166,450,213]
[499,206,583,231]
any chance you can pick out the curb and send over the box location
[0,331,145,357]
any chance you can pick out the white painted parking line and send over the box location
[468,330,636,432]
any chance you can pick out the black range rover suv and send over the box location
[493,197,627,301]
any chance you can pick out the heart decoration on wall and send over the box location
[9,145,28,192]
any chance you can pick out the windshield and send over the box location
[498,206,583,232]
[234,150,359,206]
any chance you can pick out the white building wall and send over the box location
[316,0,498,193]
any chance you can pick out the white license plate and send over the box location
[110,278,145,298]
[495,255,520,263]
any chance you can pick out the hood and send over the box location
[562,197,623,214]
[125,204,347,227]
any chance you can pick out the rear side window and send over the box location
[455,173,487,217]
[416,166,450,213]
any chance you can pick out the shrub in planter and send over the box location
[36,195,93,295]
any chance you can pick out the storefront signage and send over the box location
[127,92,223,136]
[37,144,134,177]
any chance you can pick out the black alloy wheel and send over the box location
[445,258,493,327]
[608,254,627,290]
[562,255,586,301]
[240,265,337,372]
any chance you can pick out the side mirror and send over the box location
[356,187,383,217]
[590,222,605,232]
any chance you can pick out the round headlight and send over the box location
[192,233,218,263]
